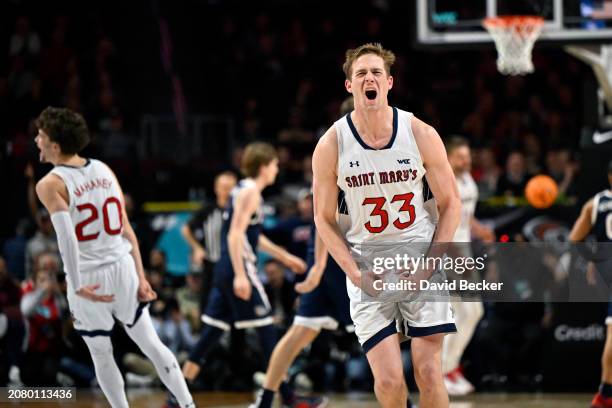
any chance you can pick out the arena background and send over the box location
[1,0,612,405]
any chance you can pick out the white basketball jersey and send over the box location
[51,159,132,271]
[453,171,478,242]
[335,107,437,245]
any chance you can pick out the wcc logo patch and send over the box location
[397,159,411,164]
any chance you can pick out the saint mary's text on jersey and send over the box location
[345,169,418,189]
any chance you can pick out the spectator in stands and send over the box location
[472,147,500,200]
[265,188,313,262]
[496,151,530,198]
[20,267,68,386]
[546,148,577,197]
[154,298,197,355]
[24,209,58,278]
[0,256,25,386]
[100,109,133,160]
[176,271,203,331]
[263,259,297,328]
[9,17,40,60]
[522,132,543,175]
[35,251,61,275]
[2,218,30,282]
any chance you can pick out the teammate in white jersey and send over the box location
[443,136,494,396]
[313,43,461,408]
[34,107,194,408]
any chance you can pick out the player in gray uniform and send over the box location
[313,43,461,408]
[443,136,494,396]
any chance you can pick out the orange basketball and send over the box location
[524,175,558,209]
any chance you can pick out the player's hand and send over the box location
[346,268,362,289]
[360,269,384,298]
[283,254,307,275]
[233,275,251,301]
[137,279,158,302]
[192,247,206,265]
[295,265,323,294]
[480,226,496,243]
[76,284,115,303]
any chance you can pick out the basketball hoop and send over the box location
[483,16,544,75]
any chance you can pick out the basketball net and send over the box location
[483,16,544,75]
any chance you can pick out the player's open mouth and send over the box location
[365,90,377,100]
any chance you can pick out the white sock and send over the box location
[443,300,484,374]
[125,309,195,408]
[83,336,129,408]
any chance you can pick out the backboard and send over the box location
[417,0,612,45]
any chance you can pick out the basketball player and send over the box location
[33,107,194,408]
[569,160,612,408]
[181,142,307,389]
[250,98,355,408]
[312,43,461,408]
[443,136,494,395]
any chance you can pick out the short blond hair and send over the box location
[342,43,396,80]
[240,142,277,178]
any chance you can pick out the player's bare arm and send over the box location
[227,185,261,300]
[569,199,594,242]
[35,174,115,303]
[412,116,461,252]
[181,223,206,264]
[295,230,328,294]
[313,126,361,287]
[258,234,307,274]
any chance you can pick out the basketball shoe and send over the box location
[592,392,612,408]
[444,367,475,396]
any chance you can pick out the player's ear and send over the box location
[345,79,352,94]
[387,75,393,90]
[51,141,62,153]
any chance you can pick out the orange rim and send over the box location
[483,15,544,28]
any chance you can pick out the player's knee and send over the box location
[290,325,318,346]
[374,371,405,395]
[414,360,442,390]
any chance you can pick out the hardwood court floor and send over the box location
[6,390,594,407]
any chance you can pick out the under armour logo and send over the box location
[350,161,359,167]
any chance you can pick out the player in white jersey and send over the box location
[313,43,461,408]
[33,107,194,408]
[442,136,494,396]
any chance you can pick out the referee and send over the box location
[182,171,237,307]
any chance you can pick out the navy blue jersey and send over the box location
[593,190,612,242]
[219,179,264,259]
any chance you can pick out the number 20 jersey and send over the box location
[335,107,437,245]
[51,159,132,271]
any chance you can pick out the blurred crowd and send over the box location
[0,0,606,394]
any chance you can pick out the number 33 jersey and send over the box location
[335,107,437,245]
[51,159,132,271]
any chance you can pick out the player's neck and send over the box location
[250,176,268,192]
[353,105,392,142]
[55,154,86,167]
